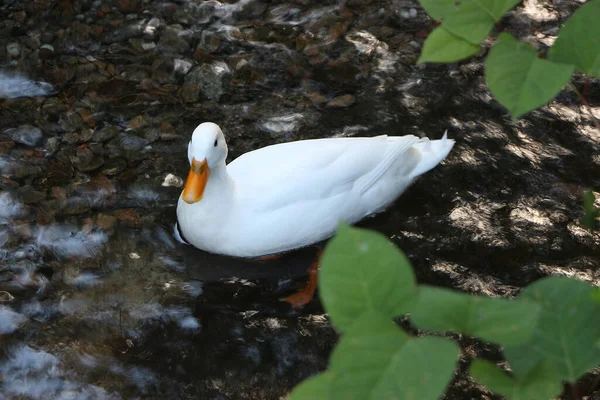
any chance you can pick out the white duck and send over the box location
[175,122,454,259]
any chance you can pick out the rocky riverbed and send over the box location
[1,0,599,399]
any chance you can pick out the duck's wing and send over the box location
[227,135,423,212]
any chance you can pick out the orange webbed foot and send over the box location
[281,251,321,308]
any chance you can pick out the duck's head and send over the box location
[182,122,228,204]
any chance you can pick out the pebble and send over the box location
[109,134,149,152]
[18,186,47,204]
[96,213,117,232]
[6,42,20,57]
[59,111,85,132]
[0,140,15,154]
[73,147,104,172]
[5,125,43,146]
[326,94,356,108]
[162,173,183,188]
[184,62,231,102]
[113,208,141,228]
[174,59,193,75]
[91,126,118,143]
[101,157,127,176]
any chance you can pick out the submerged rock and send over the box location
[184,62,231,102]
[4,125,43,147]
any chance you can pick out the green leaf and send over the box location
[470,360,563,400]
[418,0,460,20]
[418,26,480,64]
[419,0,520,44]
[581,190,599,230]
[288,372,332,400]
[319,224,417,332]
[419,0,520,25]
[442,3,496,44]
[410,285,540,346]
[329,312,459,400]
[503,276,600,383]
[485,33,574,119]
[548,0,600,78]
[592,288,600,304]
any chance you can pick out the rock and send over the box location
[45,137,60,156]
[18,186,46,204]
[59,111,84,132]
[96,213,117,232]
[73,147,104,172]
[180,83,201,103]
[0,140,15,154]
[0,176,19,190]
[127,115,150,130]
[174,59,193,75]
[0,305,27,335]
[91,126,118,143]
[113,208,141,228]
[158,25,191,55]
[5,125,43,146]
[116,0,141,13]
[74,174,117,208]
[6,42,20,57]
[327,94,356,108]
[39,158,73,188]
[14,163,43,179]
[0,291,14,302]
[56,197,91,216]
[39,44,54,59]
[102,20,145,44]
[51,187,68,199]
[42,98,67,116]
[306,92,328,105]
[101,157,127,176]
[108,134,148,152]
[184,62,231,102]
[162,173,183,188]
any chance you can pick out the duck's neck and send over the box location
[203,162,235,201]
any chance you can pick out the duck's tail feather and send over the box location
[409,130,455,178]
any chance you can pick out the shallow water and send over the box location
[1,0,599,398]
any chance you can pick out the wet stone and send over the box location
[113,208,141,228]
[6,42,21,57]
[42,97,67,115]
[184,62,231,102]
[0,176,19,190]
[109,134,148,152]
[101,157,127,176]
[51,187,68,199]
[5,125,43,146]
[326,94,356,108]
[45,137,60,156]
[0,140,15,154]
[56,197,91,216]
[102,20,145,43]
[15,163,43,179]
[91,126,119,143]
[73,147,104,172]
[96,213,117,232]
[18,186,47,204]
[74,174,117,208]
[59,111,85,132]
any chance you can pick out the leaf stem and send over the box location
[568,82,600,132]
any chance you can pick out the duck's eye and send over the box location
[213,139,218,147]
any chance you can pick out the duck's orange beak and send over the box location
[182,158,210,204]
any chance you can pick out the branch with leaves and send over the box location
[288,225,600,400]
[418,0,600,121]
